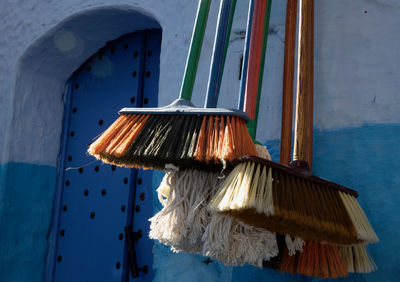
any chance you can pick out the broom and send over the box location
[149,0,247,253]
[208,0,378,246]
[277,0,376,276]
[203,0,279,267]
[272,0,346,277]
[87,0,256,171]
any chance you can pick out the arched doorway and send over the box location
[51,30,161,282]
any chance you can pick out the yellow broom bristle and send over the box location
[339,191,379,244]
[339,245,377,273]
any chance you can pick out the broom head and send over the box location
[209,155,379,245]
[87,99,257,171]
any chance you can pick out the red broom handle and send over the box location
[293,0,312,162]
[280,0,297,166]
[243,0,266,119]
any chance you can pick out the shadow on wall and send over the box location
[0,6,160,282]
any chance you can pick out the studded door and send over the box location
[54,29,161,282]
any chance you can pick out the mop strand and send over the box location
[149,169,222,253]
[203,145,279,267]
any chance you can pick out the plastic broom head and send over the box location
[209,156,379,245]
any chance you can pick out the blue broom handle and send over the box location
[238,0,256,110]
[204,0,237,108]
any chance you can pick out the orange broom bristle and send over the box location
[278,247,296,274]
[215,116,225,160]
[111,114,149,157]
[221,116,235,162]
[212,117,220,163]
[88,114,131,155]
[193,115,207,163]
[105,114,143,156]
[279,241,348,278]
[205,116,216,163]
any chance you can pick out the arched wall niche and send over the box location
[7,6,161,167]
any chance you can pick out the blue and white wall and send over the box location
[1,0,399,281]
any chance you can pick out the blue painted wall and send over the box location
[0,163,57,282]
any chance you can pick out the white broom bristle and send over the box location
[149,169,221,253]
[202,213,278,267]
[255,144,271,160]
[209,163,274,216]
[339,245,377,273]
[339,192,379,244]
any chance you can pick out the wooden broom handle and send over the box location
[280,0,297,166]
[293,0,312,162]
[306,0,314,169]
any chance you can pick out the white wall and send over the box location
[1,0,400,163]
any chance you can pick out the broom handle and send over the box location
[243,0,266,120]
[238,0,256,110]
[247,0,272,139]
[179,0,212,101]
[280,0,297,165]
[306,0,314,169]
[293,0,312,162]
[205,0,237,108]
[240,0,271,139]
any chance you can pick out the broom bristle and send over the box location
[255,144,271,160]
[88,114,132,156]
[279,241,348,278]
[89,114,257,170]
[339,191,379,244]
[209,159,376,245]
[339,245,377,273]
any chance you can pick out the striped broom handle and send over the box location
[179,0,212,101]
[293,0,313,162]
[205,0,237,108]
[280,0,297,165]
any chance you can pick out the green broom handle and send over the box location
[179,0,212,101]
[247,0,272,140]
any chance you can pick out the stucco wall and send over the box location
[0,0,399,281]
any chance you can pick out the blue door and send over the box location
[53,29,161,282]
